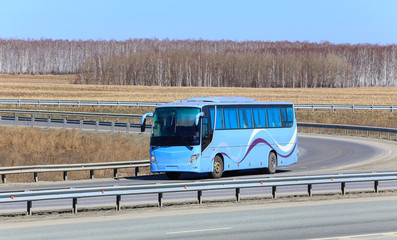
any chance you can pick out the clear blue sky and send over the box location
[1,0,397,45]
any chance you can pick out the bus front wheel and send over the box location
[266,152,277,174]
[211,156,224,178]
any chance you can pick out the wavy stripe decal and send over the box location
[219,138,297,164]
[211,126,298,164]
[246,128,297,154]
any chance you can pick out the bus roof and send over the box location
[157,97,294,108]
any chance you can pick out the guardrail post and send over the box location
[387,132,390,140]
[90,170,94,179]
[272,186,277,199]
[47,117,51,129]
[26,201,32,216]
[95,121,99,131]
[111,122,115,132]
[367,131,370,138]
[113,168,118,178]
[2,174,6,183]
[126,123,130,133]
[374,180,379,193]
[236,188,241,202]
[197,190,202,204]
[344,129,347,135]
[63,118,67,129]
[158,193,163,208]
[135,167,139,176]
[34,172,38,182]
[341,182,346,195]
[116,195,121,211]
[63,171,68,181]
[378,132,381,138]
[27,201,32,216]
[14,116,18,126]
[31,116,35,127]
[308,184,312,197]
[73,198,78,214]
[79,120,83,131]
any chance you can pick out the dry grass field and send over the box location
[0,127,150,182]
[1,74,397,105]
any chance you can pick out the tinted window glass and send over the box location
[210,107,215,129]
[215,107,224,130]
[253,107,267,128]
[151,107,200,146]
[287,106,294,123]
[224,108,238,129]
[239,108,253,128]
[267,107,281,128]
[281,106,294,127]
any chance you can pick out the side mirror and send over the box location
[195,112,204,126]
[141,112,153,132]
[194,112,204,132]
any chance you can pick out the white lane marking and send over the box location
[167,227,231,235]
[308,231,397,240]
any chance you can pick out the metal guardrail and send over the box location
[0,160,150,184]
[297,104,397,112]
[0,99,162,107]
[1,171,396,215]
[299,122,397,140]
[0,99,396,112]
[0,108,142,119]
[0,115,149,133]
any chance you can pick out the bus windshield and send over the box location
[151,107,201,147]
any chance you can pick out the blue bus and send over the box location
[141,97,298,179]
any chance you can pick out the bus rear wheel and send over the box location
[266,152,277,174]
[211,156,224,179]
[166,172,181,179]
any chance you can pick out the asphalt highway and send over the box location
[2,196,397,240]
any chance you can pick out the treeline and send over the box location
[1,39,397,87]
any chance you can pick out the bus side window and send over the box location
[215,107,224,130]
[286,106,294,127]
[268,107,281,128]
[281,107,288,127]
[253,107,267,128]
[239,108,253,128]
[210,107,215,129]
[224,107,238,129]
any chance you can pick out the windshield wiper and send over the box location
[185,145,193,150]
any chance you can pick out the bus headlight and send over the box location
[189,154,199,164]
[150,155,157,164]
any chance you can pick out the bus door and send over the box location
[201,106,214,152]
